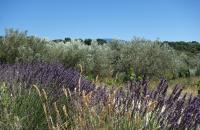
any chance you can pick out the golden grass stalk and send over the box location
[42,89,48,101]
[78,64,83,75]
[62,105,68,118]
[32,85,42,98]
[53,102,63,129]
[95,75,99,83]
[42,103,52,130]
[78,64,83,93]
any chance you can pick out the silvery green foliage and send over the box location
[45,40,113,77]
[0,29,186,79]
[44,38,179,79]
[175,52,200,77]
[0,29,47,63]
[79,43,113,77]
[117,38,178,79]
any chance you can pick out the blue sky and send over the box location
[0,0,199,41]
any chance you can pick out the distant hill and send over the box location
[103,38,129,44]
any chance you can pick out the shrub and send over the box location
[64,37,71,43]
[0,29,47,63]
[111,38,179,80]
[96,38,107,45]
[84,39,92,45]
[0,62,95,99]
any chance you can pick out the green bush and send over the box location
[1,29,199,81]
[0,29,47,63]
[110,38,179,80]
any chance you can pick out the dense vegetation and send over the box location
[0,29,200,129]
[164,41,200,54]
[0,29,200,82]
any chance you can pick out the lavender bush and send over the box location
[0,61,94,97]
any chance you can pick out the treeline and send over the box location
[1,32,200,55]
[51,37,200,54]
[52,38,107,45]
[163,41,200,54]
[0,29,200,82]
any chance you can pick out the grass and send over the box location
[0,83,47,130]
[148,76,200,95]
[0,83,161,130]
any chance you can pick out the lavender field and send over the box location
[0,61,200,130]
